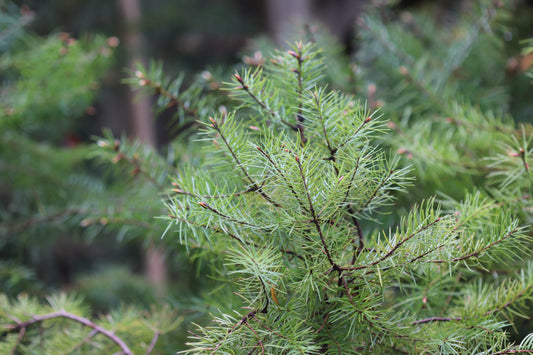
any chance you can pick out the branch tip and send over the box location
[234,73,243,83]
[209,116,218,129]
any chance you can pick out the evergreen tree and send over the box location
[159,41,533,353]
[0,5,182,353]
[2,0,533,353]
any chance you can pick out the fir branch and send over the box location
[439,3,499,86]
[112,148,165,191]
[339,163,365,265]
[168,214,303,260]
[413,285,531,325]
[4,207,88,232]
[398,66,450,116]
[233,73,298,131]
[296,154,338,269]
[250,314,292,342]
[312,90,336,160]
[373,242,448,274]
[343,216,441,271]
[432,226,521,264]
[0,7,34,44]
[351,214,365,261]
[244,320,264,355]
[5,310,135,355]
[169,213,248,245]
[136,70,198,117]
[340,274,356,308]
[172,184,258,199]
[412,316,462,325]
[336,116,372,152]
[256,146,310,214]
[143,330,160,355]
[198,201,264,229]
[10,326,25,355]
[211,309,258,354]
[358,168,395,213]
[209,117,280,207]
[289,42,307,145]
[489,350,533,354]
[68,329,98,354]
[359,16,415,67]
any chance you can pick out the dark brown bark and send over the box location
[117,0,167,294]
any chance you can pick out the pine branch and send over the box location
[5,310,135,355]
[172,183,258,199]
[296,154,338,270]
[209,117,280,207]
[413,285,531,325]
[432,226,521,264]
[233,72,298,131]
[358,167,395,213]
[135,70,198,117]
[256,146,310,214]
[288,42,307,145]
[143,330,160,355]
[342,216,441,271]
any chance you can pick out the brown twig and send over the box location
[143,330,160,355]
[172,185,258,199]
[358,168,395,213]
[244,321,265,355]
[413,286,530,325]
[296,154,338,270]
[341,217,441,271]
[5,310,134,355]
[256,146,310,214]
[233,73,299,132]
[209,117,280,207]
[431,226,521,264]
[289,42,307,146]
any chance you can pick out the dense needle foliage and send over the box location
[2,1,533,353]
[162,42,533,353]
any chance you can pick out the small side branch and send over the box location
[198,201,265,229]
[5,310,134,355]
[413,286,530,325]
[432,226,521,264]
[143,331,160,355]
[172,183,258,199]
[136,71,198,117]
[288,43,307,146]
[342,217,441,271]
[312,90,337,172]
[233,73,301,134]
[168,214,304,260]
[106,140,165,191]
[412,316,461,325]
[358,168,395,213]
[209,117,280,207]
[256,146,310,214]
[210,309,259,355]
[295,154,338,269]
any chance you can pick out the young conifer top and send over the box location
[166,42,533,354]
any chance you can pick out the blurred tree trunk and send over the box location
[265,0,366,49]
[266,0,312,45]
[117,0,167,295]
